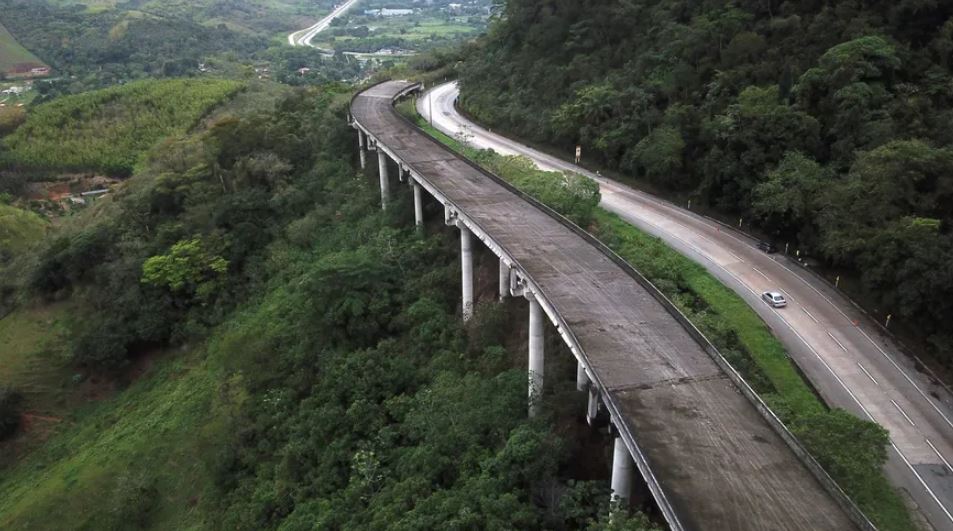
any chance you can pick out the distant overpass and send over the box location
[350,80,871,531]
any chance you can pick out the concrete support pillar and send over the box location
[576,362,588,391]
[413,181,424,232]
[377,150,390,209]
[498,259,509,301]
[528,296,544,417]
[358,130,367,170]
[610,436,634,505]
[460,225,474,321]
[587,387,600,425]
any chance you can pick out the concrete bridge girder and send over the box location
[354,121,660,517]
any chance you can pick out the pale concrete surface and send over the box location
[288,0,362,47]
[355,80,858,530]
[422,80,953,530]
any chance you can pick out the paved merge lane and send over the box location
[356,80,858,530]
[422,81,953,530]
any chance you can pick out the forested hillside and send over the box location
[0,0,266,83]
[459,0,953,364]
[0,82,654,529]
[1,78,244,176]
[0,0,360,97]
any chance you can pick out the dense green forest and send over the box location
[403,108,910,529]
[0,82,656,529]
[0,203,46,259]
[459,0,953,364]
[0,1,266,81]
[1,78,244,176]
[0,0,363,95]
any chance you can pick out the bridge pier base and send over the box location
[413,181,424,232]
[378,151,390,209]
[528,295,544,417]
[587,387,600,425]
[499,259,509,301]
[358,130,367,169]
[610,436,634,506]
[460,225,474,321]
[576,362,588,391]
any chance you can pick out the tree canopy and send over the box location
[459,0,953,363]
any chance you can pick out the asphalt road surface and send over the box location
[421,80,953,531]
[357,80,859,530]
[288,0,362,47]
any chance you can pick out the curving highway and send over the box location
[421,80,953,530]
[357,80,863,530]
[288,0,362,48]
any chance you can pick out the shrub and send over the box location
[0,386,23,440]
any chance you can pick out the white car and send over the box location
[762,291,787,308]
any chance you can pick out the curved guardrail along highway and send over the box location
[422,81,953,531]
[353,80,864,531]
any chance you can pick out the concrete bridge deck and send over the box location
[351,80,861,531]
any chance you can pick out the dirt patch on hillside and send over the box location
[24,174,120,201]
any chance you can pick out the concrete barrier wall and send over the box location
[355,81,876,531]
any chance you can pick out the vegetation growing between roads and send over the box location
[459,0,953,368]
[404,105,913,530]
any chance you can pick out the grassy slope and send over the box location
[400,103,914,530]
[0,21,45,72]
[0,342,220,529]
[0,204,47,255]
[2,78,244,175]
[0,81,296,529]
[0,304,72,419]
[317,16,479,51]
[45,0,324,35]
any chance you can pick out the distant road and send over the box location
[288,0,362,48]
[421,81,953,531]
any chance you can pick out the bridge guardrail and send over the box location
[354,80,876,531]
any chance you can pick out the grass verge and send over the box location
[401,100,915,530]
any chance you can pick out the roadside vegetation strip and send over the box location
[399,101,915,531]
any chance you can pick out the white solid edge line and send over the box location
[760,251,953,431]
[441,82,953,436]
[893,442,953,523]
[927,439,953,471]
[429,84,953,523]
[438,82,953,437]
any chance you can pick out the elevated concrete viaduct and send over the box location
[350,80,873,531]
